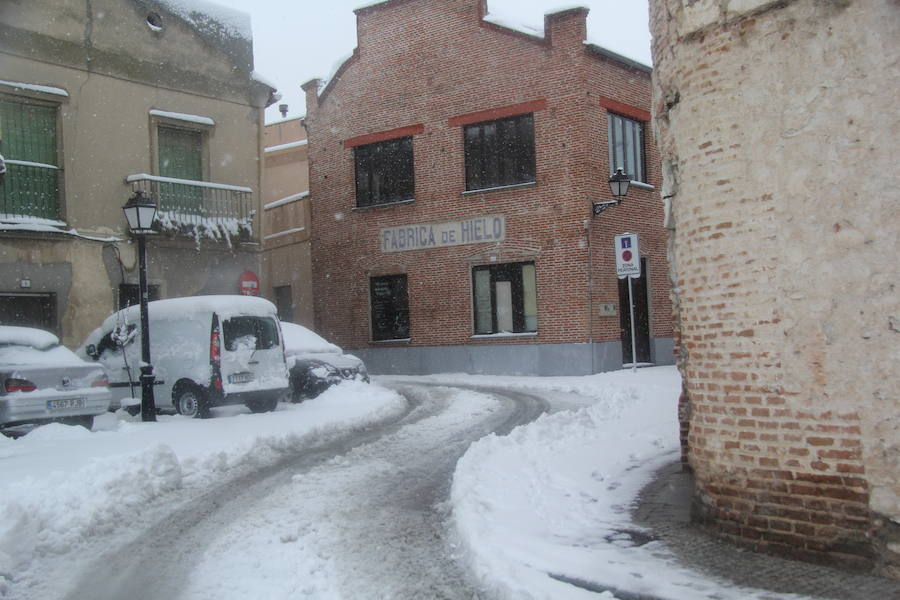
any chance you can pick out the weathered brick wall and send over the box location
[303,0,671,366]
[651,0,899,577]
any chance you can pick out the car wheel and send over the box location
[246,396,278,413]
[302,377,331,399]
[174,385,209,419]
[60,415,94,429]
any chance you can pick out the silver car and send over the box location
[1,326,111,430]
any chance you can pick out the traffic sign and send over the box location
[615,233,640,279]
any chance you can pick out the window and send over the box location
[354,137,414,207]
[464,114,535,191]
[222,316,280,351]
[472,262,537,334]
[157,124,204,214]
[608,113,645,183]
[370,274,410,341]
[273,285,293,322]
[0,292,56,332]
[0,97,60,220]
[118,283,160,310]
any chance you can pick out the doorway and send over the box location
[617,257,651,365]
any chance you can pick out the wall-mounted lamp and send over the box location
[592,168,631,216]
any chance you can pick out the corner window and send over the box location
[464,114,535,192]
[370,274,410,341]
[472,262,537,334]
[608,113,645,183]
[0,97,60,220]
[354,137,414,207]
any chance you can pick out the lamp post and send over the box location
[122,190,158,422]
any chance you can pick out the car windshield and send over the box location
[222,316,279,351]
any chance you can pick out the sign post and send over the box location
[615,233,641,373]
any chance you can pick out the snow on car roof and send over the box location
[281,322,340,354]
[101,295,278,330]
[0,326,60,350]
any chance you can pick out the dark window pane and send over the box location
[471,262,537,334]
[223,316,279,350]
[608,113,645,183]
[118,284,160,310]
[274,285,293,322]
[464,114,536,191]
[370,274,410,341]
[354,136,415,207]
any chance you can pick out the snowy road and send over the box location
[61,383,549,600]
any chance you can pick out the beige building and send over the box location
[0,0,276,347]
[650,0,899,577]
[260,116,314,327]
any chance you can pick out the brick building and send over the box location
[650,0,899,578]
[303,0,673,375]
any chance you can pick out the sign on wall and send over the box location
[239,270,260,296]
[615,233,641,279]
[380,215,505,253]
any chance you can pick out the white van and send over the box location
[78,296,289,418]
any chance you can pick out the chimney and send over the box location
[545,7,588,54]
[302,79,321,114]
[278,103,288,118]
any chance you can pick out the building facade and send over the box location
[0,0,274,347]
[303,0,673,376]
[260,116,314,327]
[650,0,899,577]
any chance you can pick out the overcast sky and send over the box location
[210,0,651,123]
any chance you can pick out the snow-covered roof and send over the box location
[0,326,59,350]
[101,295,278,330]
[281,322,340,355]
[157,0,252,41]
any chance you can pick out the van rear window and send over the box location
[223,316,280,351]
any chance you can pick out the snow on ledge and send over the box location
[149,109,215,127]
[0,216,121,242]
[263,226,305,241]
[264,140,308,154]
[482,13,544,39]
[264,191,309,210]
[126,173,252,193]
[0,79,68,97]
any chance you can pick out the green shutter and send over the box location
[157,125,203,215]
[0,98,60,220]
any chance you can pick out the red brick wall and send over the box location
[305,0,670,362]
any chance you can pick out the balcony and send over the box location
[126,173,254,242]
[0,160,61,222]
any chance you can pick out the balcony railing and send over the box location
[0,160,61,221]
[126,173,254,241]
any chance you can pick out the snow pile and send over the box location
[0,381,406,598]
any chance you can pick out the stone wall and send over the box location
[650,0,899,576]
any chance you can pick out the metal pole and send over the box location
[138,234,157,422]
[627,275,637,374]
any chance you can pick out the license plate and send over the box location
[47,397,86,410]
[229,372,254,384]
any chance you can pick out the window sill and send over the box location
[353,198,415,211]
[463,181,536,196]
[471,332,538,340]
[371,338,411,345]
[628,180,655,191]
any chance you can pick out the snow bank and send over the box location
[0,381,406,598]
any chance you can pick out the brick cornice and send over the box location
[598,96,651,122]
[447,99,548,127]
[343,124,425,149]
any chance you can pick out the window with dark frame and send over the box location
[0,96,60,220]
[354,136,414,208]
[118,283,160,309]
[607,112,645,183]
[464,113,535,192]
[472,261,538,335]
[370,274,410,341]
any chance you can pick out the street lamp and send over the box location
[592,168,631,215]
[122,190,158,422]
